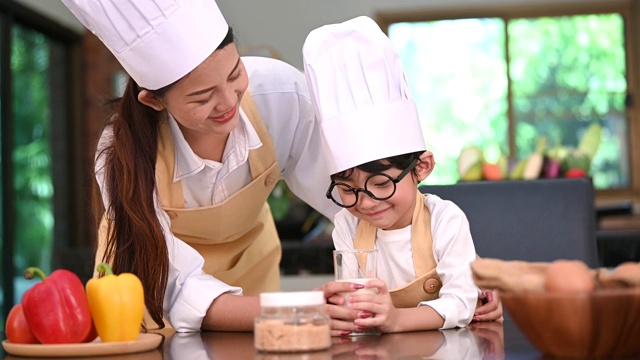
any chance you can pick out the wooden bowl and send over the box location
[501,288,640,358]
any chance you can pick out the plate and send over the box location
[2,333,163,358]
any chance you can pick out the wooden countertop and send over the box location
[151,320,528,359]
[4,317,636,359]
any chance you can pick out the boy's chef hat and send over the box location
[61,0,228,90]
[303,16,426,175]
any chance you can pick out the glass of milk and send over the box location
[333,248,380,336]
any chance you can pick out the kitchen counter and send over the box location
[3,318,639,359]
[1,319,533,360]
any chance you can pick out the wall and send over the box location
[215,0,605,69]
[21,0,620,70]
[17,0,640,200]
[15,0,85,33]
[10,0,586,143]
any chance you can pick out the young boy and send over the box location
[303,16,501,334]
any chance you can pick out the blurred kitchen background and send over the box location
[1,0,640,328]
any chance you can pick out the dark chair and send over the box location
[419,178,599,268]
[595,201,640,267]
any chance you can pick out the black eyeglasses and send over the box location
[326,158,419,208]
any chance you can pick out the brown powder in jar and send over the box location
[255,319,331,352]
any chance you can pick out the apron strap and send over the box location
[155,92,279,209]
[354,190,436,275]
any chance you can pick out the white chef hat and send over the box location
[303,16,426,176]
[61,0,228,90]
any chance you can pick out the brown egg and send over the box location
[610,262,640,287]
[612,262,640,277]
[544,260,595,293]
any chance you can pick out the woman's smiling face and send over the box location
[141,43,249,139]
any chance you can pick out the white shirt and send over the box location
[332,194,478,329]
[96,56,339,331]
[430,327,485,360]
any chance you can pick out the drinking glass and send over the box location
[333,248,380,336]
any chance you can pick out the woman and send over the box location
[61,0,355,332]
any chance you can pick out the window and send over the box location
[0,4,82,329]
[378,0,638,199]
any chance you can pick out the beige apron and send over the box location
[354,189,442,308]
[156,93,282,294]
[97,93,282,296]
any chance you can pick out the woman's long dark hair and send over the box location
[94,28,235,329]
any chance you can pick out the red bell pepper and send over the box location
[5,304,39,344]
[83,321,99,343]
[22,267,93,344]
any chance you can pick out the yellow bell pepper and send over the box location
[86,263,144,342]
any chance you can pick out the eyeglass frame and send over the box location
[326,157,419,208]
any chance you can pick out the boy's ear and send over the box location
[138,90,165,111]
[416,151,436,182]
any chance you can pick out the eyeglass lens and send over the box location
[330,174,396,207]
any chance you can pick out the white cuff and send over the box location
[166,274,242,332]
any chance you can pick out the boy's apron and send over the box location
[354,189,442,308]
[96,92,282,296]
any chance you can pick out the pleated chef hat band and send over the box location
[303,16,426,175]
[62,0,229,90]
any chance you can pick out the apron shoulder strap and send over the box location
[354,220,377,250]
[156,92,280,208]
[241,92,278,178]
[410,190,436,275]
[353,190,437,275]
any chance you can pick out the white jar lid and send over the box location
[260,291,324,307]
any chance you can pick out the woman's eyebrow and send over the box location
[186,57,241,97]
[186,86,215,97]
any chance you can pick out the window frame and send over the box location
[0,1,84,325]
[376,0,640,206]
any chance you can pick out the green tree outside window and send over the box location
[389,13,627,189]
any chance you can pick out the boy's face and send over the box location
[340,164,419,230]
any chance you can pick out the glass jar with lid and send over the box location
[254,291,331,352]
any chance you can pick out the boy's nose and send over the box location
[357,192,379,210]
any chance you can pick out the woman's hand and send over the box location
[314,281,367,336]
[473,289,504,322]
